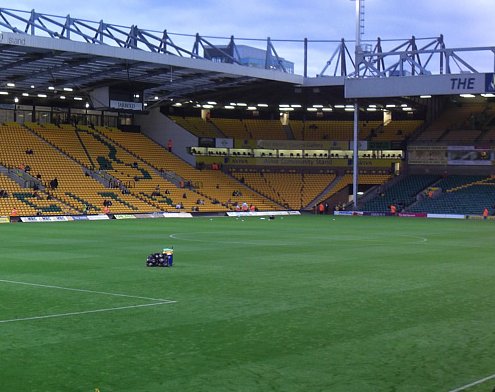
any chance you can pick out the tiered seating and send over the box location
[71,126,199,212]
[416,103,485,142]
[169,116,220,137]
[440,129,482,143]
[0,172,71,216]
[314,173,391,206]
[243,119,287,140]
[362,174,441,212]
[314,174,353,204]
[408,176,495,215]
[0,123,153,215]
[210,118,249,140]
[301,173,338,207]
[169,115,421,143]
[95,127,282,211]
[289,120,304,140]
[26,122,94,168]
[371,120,422,141]
[290,120,380,141]
[230,171,280,204]
[231,171,337,210]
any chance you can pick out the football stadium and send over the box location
[1,3,495,391]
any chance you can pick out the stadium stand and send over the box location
[169,116,419,143]
[407,175,495,215]
[231,170,337,210]
[169,116,221,138]
[362,174,441,212]
[369,120,423,141]
[0,123,154,215]
[415,102,487,142]
[94,126,282,211]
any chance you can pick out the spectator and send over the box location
[167,138,173,152]
[50,177,58,189]
[152,185,161,197]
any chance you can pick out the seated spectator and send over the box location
[151,184,161,196]
[49,177,58,189]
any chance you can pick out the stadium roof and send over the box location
[0,8,494,112]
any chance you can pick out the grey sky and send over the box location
[4,1,494,75]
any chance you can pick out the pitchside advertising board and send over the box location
[346,73,495,98]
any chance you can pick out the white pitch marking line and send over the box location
[0,279,174,303]
[448,373,495,392]
[0,302,174,324]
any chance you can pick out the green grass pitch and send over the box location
[1,215,495,392]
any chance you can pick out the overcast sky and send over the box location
[4,0,494,76]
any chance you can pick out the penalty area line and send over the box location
[448,373,495,392]
[0,278,174,303]
[0,301,175,324]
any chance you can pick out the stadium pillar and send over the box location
[352,0,363,210]
[303,38,308,78]
[352,100,359,210]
